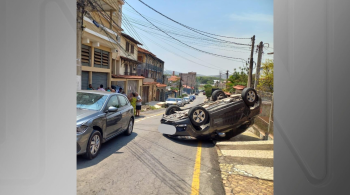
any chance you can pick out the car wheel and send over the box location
[165,105,182,115]
[211,90,227,101]
[188,106,209,126]
[84,130,102,160]
[124,118,134,136]
[241,88,258,106]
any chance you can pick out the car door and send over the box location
[105,95,122,137]
[117,95,131,132]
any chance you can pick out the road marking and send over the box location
[191,141,202,195]
[134,112,164,123]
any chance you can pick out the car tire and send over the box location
[241,88,258,106]
[188,106,209,126]
[124,118,134,136]
[211,90,227,101]
[83,130,102,160]
[165,105,182,115]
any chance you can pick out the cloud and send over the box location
[229,13,273,24]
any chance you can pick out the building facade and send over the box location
[80,0,144,95]
[137,48,164,83]
[180,72,196,93]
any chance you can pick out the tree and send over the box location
[257,59,274,92]
[203,84,213,98]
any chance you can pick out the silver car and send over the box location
[183,97,190,104]
[165,98,181,107]
[77,90,134,160]
[176,98,185,107]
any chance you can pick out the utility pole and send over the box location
[254,41,264,89]
[76,0,85,90]
[226,70,229,89]
[248,35,255,88]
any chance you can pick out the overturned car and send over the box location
[158,88,261,140]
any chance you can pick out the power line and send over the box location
[135,0,251,40]
[123,16,252,50]
[124,0,247,62]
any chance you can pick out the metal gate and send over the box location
[92,72,108,89]
[81,71,89,90]
[142,86,149,104]
[127,80,138,94]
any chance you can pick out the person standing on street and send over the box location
[128,92,137,115]
[135,92,142,117]
[97,84,105,91]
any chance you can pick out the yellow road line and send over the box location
[191,142,202,195]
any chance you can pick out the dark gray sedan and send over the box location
[76,90,134,160]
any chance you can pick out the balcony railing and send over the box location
[124,72,137,76]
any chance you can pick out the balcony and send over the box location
[124,72,137,76]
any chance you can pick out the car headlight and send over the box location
[173,103,177,105]
[77,125,89,135]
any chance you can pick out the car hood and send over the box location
[76,108,100,124]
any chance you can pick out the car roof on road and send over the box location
[77,90,116,96]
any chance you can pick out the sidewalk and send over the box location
[216,128,274,195]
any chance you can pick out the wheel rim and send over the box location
[247,91,256,102]
[128,120,133,133]
[193,109,205,123]
[90,135,100,155]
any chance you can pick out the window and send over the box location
[126,42,130,52]
[138,56,143,62]
[131,45,134,54]
[76,93,108,111]
[118,95,129,107]
[81,45,91,66]
[94,48,109,69]
[106,95,120,109]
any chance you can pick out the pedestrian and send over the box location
[117,88,123,93]
[97,84,105,91]
[106,87,112,92]
[87,84,94,90]
[128,92,137,115]
[135,92,142,117]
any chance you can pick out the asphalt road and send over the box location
[77,94,225,195]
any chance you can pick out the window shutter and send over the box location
[102,51,109,68]
[126,42,129,52]
[94,49,102,67]
[81,45,91,66]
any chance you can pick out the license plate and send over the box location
[158,124,176,135]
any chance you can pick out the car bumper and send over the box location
[159,118,207,140]
[76,127,93,155]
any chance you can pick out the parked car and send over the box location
[76,90,134,160]
[203,91,206,95]
[183,97,190,104]
[189,95,195,102]
[176,98,185,107]
[158,88,261,140]
[195,92,199,95]
[165,98,181,107]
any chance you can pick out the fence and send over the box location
[254,91,274,139]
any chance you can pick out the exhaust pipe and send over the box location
[217,132,226,137]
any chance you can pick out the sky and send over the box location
[122,0,274,76]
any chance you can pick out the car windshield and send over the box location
[177,98,182,101]
[184,97,189,99]
[77,92,108,111]
[167,98,176,101]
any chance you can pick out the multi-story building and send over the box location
[137,48,164,83]
[80,0,144,95]
[179,72,196,93]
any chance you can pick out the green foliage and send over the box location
[182,94,188,97]
[170,87,179,91]
[149,106,157,110]
[197,76,223,85]
[257,59,274,92]
[203,84,213,98]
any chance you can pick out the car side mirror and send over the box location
[108,106,118,112]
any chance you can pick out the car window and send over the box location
[106,95,119,108]
[118,95,128,107]
[77,92,108,111]
[167,98,176,101]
